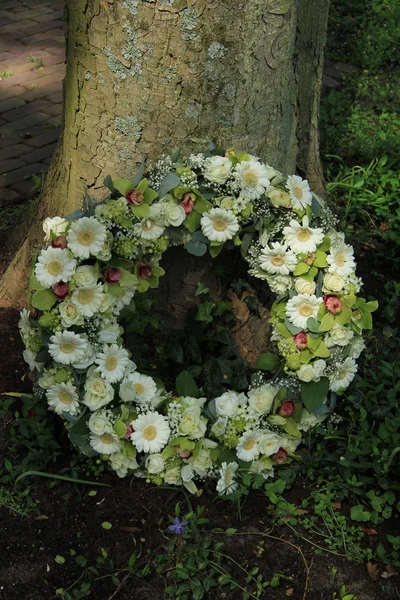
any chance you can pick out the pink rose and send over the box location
[272,448,288,464]
[51,235,68,250]
[324,295,342,314]
[52,281,69,300]
[293,331,308,349]
[180,193,195,214]
[103,267,122,283]
[279,400,295,417]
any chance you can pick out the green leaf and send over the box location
[175,370,199,398]
[284,417,301,437]
[317,236,331,252]
[112,177,132,196]
[255,353,281,371]
[313,250,328,268]
[29,275,44,291]
[158,172,180,199]
[301,377,329,412]
[119,271,138,287]
[313,341,330,358]
[166,341,184,364]
[106,256,134,269]
[193,196,212,214]
[131,203,149,218]
[364,300,378,313]
[113,419,127,438]
[105,283,125,296]
[306,317,320,333]
[184,210,201,233]
[293,262,310,276]
[103,175,117,194]
[186,239,207,256]
[319,312,335,331]
[55,555,65,564]
[131,159,146,188]
[101,521,113,530]
[32,289,57,311]
[209,243,224,258]
[276,322,292,338]
[350,505,371,522]
[144,187,158,204]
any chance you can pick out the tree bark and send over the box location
[0,0,329,308]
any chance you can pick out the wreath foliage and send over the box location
[19,146,377,495]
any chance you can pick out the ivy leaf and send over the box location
[175,370,199,398]
[32,289,57,311]
[166,341,184,364]
[158,172,180,199]
[255,353,281,371]
[301,377,329,412]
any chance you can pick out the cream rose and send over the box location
[323,272,345,294]
[88,413,111,435]
[60,301,84,327]
[215,391,242,418]
[83,375,114,410]
[43,216,68,241]
[110,453,138,478]
[325,324,354,348]
[145,453,165,474]
[211,417,227,438]
[164,466,182,485]
[74,265,98,287]
[163,202,186,227]
[294,278,316,295]
[190,448,212,476]
[204,156,232,184]
[267,189,291,208]
[248,384,278,415]
[258,433,282,456]
[297,364,314,382]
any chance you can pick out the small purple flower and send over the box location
[168,517,188,535]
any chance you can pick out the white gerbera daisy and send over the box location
[201,207,239,243]
[330,357,358,392]
[35,247,77,288]
[134,205,165,240]
[46,382,80,416]
[89,432,121,455]
[130,411,170,454]
[286,293,323,329]
[95,344,129,383]
[283,216,324,254]
[285,175,312,210]
[259,242,297,275]
[67,217,107,259]
[236,431,261,462]
[216,462,239,495]
[49,331,89,365]
[327,244,356,276]
[71,283,104,318]
[235,160,270,200]
[119,372,157,405]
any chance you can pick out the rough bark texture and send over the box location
[0,0,329,308]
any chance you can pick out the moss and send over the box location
[98,73,105,84]
[85,71,91,80]
[185,103,200,119]
[180,8,199,42]
[104,47,127,80]
[114,116,142,141]
[163,65,177,82]
[208,41,225,59]
[119,147,133,161]
[223,83,236,103]
[122,0,138,15]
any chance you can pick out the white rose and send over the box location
[145,453,165,474]
[298,409,319,432]
[215,391,242,418]
[98,324,122,344]
[295,278,316,295]
[38,373,56,389]
[164,466,182,485]
[325,324,354,348]
[163,202,186,227]
[190,448,212,477]
[348,337,365,359]
[60,301,84,327]
[74,265,98,287]
[280,436,301,453]
[178,406,207,438]
[297,364,314,382]
[83,376,114,410]
[72,344,96,370]
[267,189,291,208]
[264,165,284,185]
[312,359,326,381]
[88,413,111,435]
[181,464,195,482]
[211,417,227,438]
[323,272,345,294]
[43,216,68,241]
[98,293,114,313]
[94,231,113,261]
[219,196,235,210]
[250,459,274,479]
[204,156,232,184]
[258,433,282,456]
[110,453,138,478]
[248,384,278,415]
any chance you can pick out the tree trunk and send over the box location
[0,0,329,308]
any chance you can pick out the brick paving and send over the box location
[0,0,65,206]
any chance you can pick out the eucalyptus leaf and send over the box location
[131,158,146,188]
[158,172,180,199]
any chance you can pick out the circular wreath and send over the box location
[19,146,377,495]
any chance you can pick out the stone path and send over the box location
[0,0,65,207]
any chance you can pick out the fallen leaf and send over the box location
[381,564,397,579]
[297,509,309,515]
[35,515,49,520]
[367,561,379,581]
[333,501,342,510]
[286,588,294,597]
[362,528,377,535]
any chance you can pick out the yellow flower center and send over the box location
[271,255,285,266]
[77,229,95,246]
[134,383,145,395]
[224,470,232,485]
[243,438,256,451]
[105,356,118,371]
[293,185,303,200]
[58,390,73,405]
[100,433,114,444]
[142,219,154,232]
[212,217,228,232]
[335,253,346,267]
[143,425,157,441]
[47,260,63,276]
[77,289,94,305]
[337,368,348,381]
[296,228,311,242]
[60,341,75,354]
[299,303,313,317]
[243,170,258,186]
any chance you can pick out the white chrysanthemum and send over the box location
[88,412,113,435]
[67,216,107,259]
[83,375,114,410]
[216,462,239,495]
[285,175,312,210]
[134,205,165,240]
[327,244,356,276]
[95,344,129,383]
[71,284,104,318]
[90,432,121,455]
[49,331,89,365]
[258,432,282,456]
[201,207,239,243]
[286,294,323,329]
[18,308,31,342]
[248,384,278,415]
[46,382,80,416]
[130,412,170,454]
[236,431,261,462]
[283,216,324,254]
[259,242,297,275]
[235,160,270,199]
[119,372,157,405]
[35,247,77,288]
[330,357,358,392]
